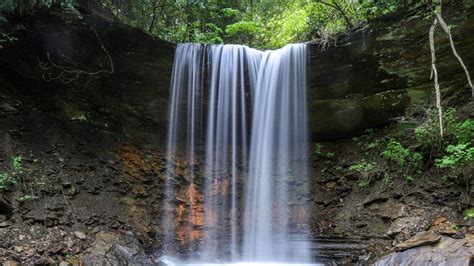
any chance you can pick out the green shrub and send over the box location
[452,118,474,144]
[0,155,23,189]
[358,179,368,189]
[464,208,474,220]
[414,108,448,150]
[381,140,410,166]
[0,172,14,189]
[435,144,474,169]
[381,140,422,182]
[225,20,258,45]
[313,143,335,160]
[368,139,383,149]
[349,161,380,189]
[313,143,323,157]
[414,108,473,152]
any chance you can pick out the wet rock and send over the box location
[386,216,422,237]
[375,237,474,266]
[83,231,152,265]
[74,231,87,240]
[48,244,63,254]
[395,231,440,251]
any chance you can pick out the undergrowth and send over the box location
[341,107,473,190]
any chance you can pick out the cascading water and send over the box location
[163,43,312,264]
[242,44,310,262]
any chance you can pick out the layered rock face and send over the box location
[308,0,474,139]
[0,4,175,143]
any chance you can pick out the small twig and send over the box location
[61,186,77,224]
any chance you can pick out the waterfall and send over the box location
[163,43,311,263]
[243,44,310,262]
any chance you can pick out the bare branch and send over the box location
[434,13,474,97]
[38,29,114,87]
[429,18,444,137]
[425,0,474,97]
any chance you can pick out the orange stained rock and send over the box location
[176,225,204,244]
[177,203,186,222]
[190,229,204,241]
[119,145,145,178]
[185,183,205,227]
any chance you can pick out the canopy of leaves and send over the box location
[1,0,403,48]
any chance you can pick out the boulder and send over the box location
[375,236,474,266]
[395,231,441,251]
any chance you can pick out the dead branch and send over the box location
[425,0,473,97]
[429,18,444,137]
[424,0,474,137]
[38,29,114,87]
[433,11,474,97]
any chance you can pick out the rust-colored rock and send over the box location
[433,217,447,226]
[395,231,441,251]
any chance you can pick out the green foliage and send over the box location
[100,0,405,48]
[12,155,23,176]
[368,139,383,149]
[381,140,411,166]
[357,178,368,189]
[225,20,258,45]
[17,194,38,202]
[411,107,473,180]
[464,208,474,220]
[349,161,380,189]
[313,143,323,157]
[1,0,406,48]
[0,172,13,189]
[313,143,335,160]
[414,109,446,151]
[193,22,223,44]
[0,155,23,189]
[357,0,398,18]
[380,140,422,182]
[451,118,474,144]
[435,144,474,169]
[414,108,473,152]
[220,7,240,18]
